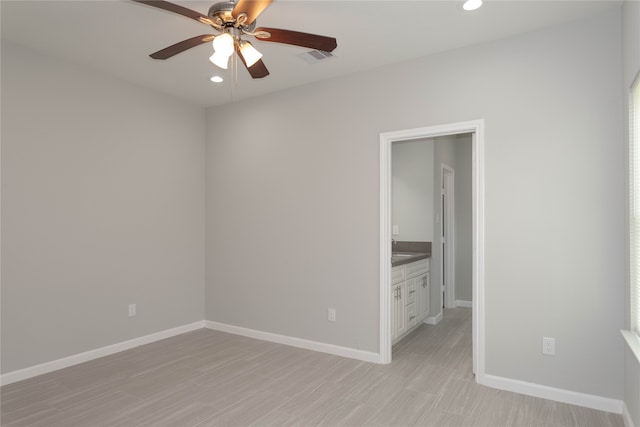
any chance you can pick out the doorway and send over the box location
[379,120,485,382]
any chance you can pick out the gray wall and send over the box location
[392,138,435,242]
[205,5,624,400]
[1,42,206,373]
[623,0,640,424]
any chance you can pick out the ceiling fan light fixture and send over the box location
[463,0,482,11]
[239,41,263,67]
[212,32,234,56]
[209,51,230,69]
[210,33,234,69]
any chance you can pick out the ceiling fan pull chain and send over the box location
[235,52,239,87]
[230,52,237,101]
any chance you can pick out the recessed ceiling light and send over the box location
[463,0,483,11]
[210,76,224,83]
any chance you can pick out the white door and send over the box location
[441,165,455,309]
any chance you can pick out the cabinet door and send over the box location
[391,283,406,342]
[391,284,398,342]
[417,273,430,321]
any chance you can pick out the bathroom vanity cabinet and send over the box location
[391,258,430,344]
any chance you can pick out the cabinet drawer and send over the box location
[406,259,429,278]
[391,266,405,284]
[406,280,416,305]
[406,302,417,328]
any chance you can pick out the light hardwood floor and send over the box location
[1,308,625,426]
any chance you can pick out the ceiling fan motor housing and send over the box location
[208,1,256,32]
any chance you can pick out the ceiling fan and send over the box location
[132,0,338,79]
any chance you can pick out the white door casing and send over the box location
[379,120,485,383]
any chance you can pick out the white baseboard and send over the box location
[456,300,472,308]
[205,320,381,364]
[1,318,631,420]
[424,311,443,325]
[624,402,636,427]
[479,373,623,414]
[0,321,205,386]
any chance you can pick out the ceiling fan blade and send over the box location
[150,35,215,59]
[232,0,272,25]
[131,0,214,25]
[246,59,270,79]
[254,27,337,52]
[236,46,270,78]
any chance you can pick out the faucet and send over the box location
[392,239,397,246]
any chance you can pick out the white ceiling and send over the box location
[1,0,619,108]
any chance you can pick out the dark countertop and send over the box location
[391,241,432,267]
[391,252,431,267]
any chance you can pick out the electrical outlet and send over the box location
[328,308,336,322]
[392,225,399,236]
[128,304,136,317]
[542,337,555,355]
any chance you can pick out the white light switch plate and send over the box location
[392,225,399,235]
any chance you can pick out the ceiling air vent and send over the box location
[297,50,335,64]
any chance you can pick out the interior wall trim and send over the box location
[624,402,636,427]
[205,320,381,364]
[424,311,443,325]
[0,321,205,386]
[481,373,624,415]
[456,300,473,308]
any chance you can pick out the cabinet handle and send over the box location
[409,315,416,320]
[409,290,415,294]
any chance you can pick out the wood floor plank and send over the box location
[367,388,438,426]
[247,410,302,427]
[344,372,408,407]
[404,362,458,394]
[199,390,287,426]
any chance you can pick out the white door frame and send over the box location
[441,164,456,309]
[379,120,485,381]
